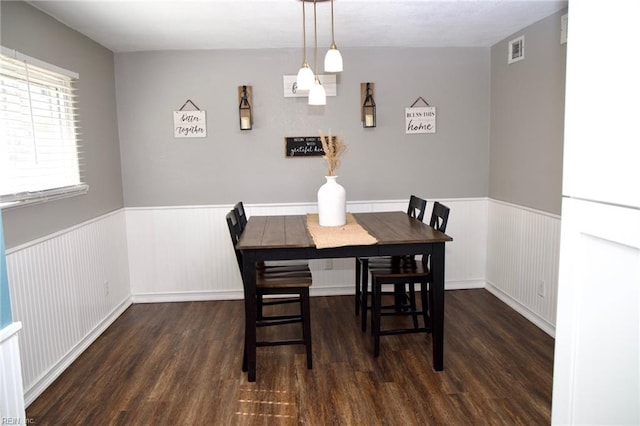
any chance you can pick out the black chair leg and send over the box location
[421,284,431,330]
[355,258,361,315]
[257,294,264,320]
[301,288,313,369]
[361,259,369,332]
[408,284,419,328]
[242,334,248,372]
[373,278,382,357]
[393,284,404,312]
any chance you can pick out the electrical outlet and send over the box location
[324,259,333,270]
[537,279,545,298]
[104,280,110,297]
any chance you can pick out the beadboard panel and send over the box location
[5,211,131,405]
[486,200,561,336]
[126,198,488,302]
[0,322,26,422]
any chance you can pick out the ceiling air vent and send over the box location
[508,35,525,64]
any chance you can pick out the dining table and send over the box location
[236,211,453,382]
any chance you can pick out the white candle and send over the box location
[241,116,251,129]
[365,114,374,127]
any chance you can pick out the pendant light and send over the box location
[324,0,343,72]
[308,0,326,105]
[296,0,314,91]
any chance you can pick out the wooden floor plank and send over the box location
[26,290,554,425]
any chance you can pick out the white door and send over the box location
[552,1,640,424]
[552,199,640,424]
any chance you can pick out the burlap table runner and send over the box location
[306,213,378,249]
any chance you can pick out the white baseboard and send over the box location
[446,280,485,290]
[131,290,243,304]
[130,281,487,304]
[485,282,555,337]
[23,297,132,406]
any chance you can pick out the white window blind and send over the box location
[0,48,86,206]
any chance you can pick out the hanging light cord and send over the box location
[313,0,319,77]
[330,0,336,47]
[302,0,308,63]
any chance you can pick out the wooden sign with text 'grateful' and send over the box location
[285,136,335,157]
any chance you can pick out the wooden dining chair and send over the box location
[233,201,310,320]
[355,195,427,331]
[226,210,313,375]
[369,202,450,356]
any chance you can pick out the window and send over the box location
[0,47,87,208]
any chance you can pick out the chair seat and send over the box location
[369,258,430,280]
[257,269,312,289]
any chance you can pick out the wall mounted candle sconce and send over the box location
[361,82,376,128]
[238,85,252,130]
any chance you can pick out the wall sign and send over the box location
[173,99,207,138]
[405,96,436,134]
[285,136,329,157]
[283,75,337,98]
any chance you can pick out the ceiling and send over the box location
[28,0,568,53]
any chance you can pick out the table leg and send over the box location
[242,251,257,382]
[430,243,445,371]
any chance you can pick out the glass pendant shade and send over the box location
[296,63,315,91]
[308,0,325,106]
[308,79,326,105]
[324,46,343,72]
[324,0,343,73]
[296,0,314,92]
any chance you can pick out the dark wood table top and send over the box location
[237,211,452,251]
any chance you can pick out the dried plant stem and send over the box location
[319,129,346,176]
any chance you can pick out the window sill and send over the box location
[0,184,89,211]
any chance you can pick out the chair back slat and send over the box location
[429,202,450,233]
[407,195,427,222]
[234,201,248,232]
[422,202,450,270]
[225,210,244,273]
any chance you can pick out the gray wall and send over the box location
[1,1,565,248]
[0,1,125,248]
[115,48,490,206]
[489,10,567,215]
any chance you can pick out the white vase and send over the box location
[317,176,346,227]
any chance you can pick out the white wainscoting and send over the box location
[486,199,561,336]
[126,198,488,303]
[5,210,131,406]
[4,197,559,408]
[0,322,26,422]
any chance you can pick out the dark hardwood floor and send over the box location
[26,290,554,425]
